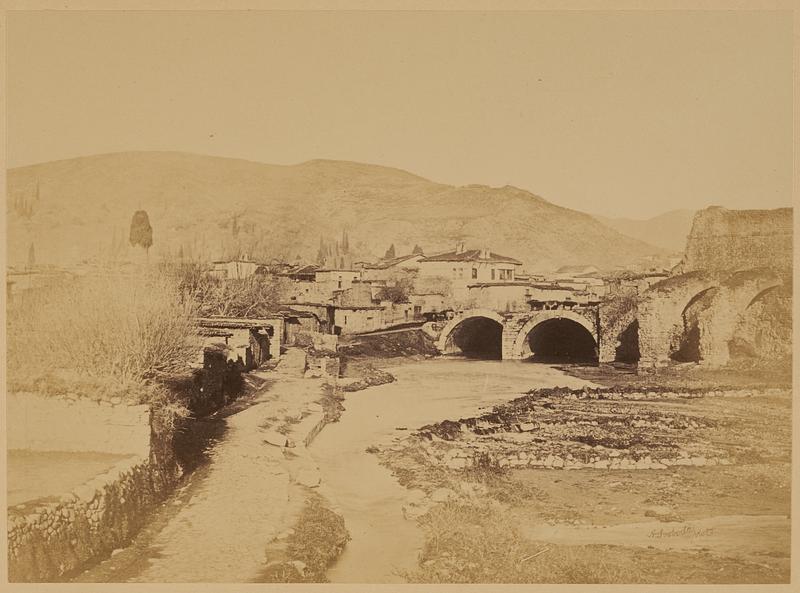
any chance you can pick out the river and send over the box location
[310,358,593,583]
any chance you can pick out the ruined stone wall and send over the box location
[681,207,792,273]
[731,284,793,362]
[637,272,720,367]
[638,269,787,367]
[598,291,639,363]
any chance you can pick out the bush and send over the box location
[7,272,200,401]
[160,262,290,318]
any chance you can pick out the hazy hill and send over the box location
[7,151,667,271]
[593,209,696,253]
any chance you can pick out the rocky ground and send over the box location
[374,366,792,584]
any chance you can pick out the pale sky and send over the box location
[7,10,793,218]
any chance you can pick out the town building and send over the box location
[196,317,279,369]
[279,263,320,282]
[418,244,523,301]
[358,253,425,283]
[209,257,261,280]
[314,269,363,291]
[333,305,385,334]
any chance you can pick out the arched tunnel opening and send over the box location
[526,318,598,363]
[446,317,503,359]
[671,323,701,362]
[615,320,641,363]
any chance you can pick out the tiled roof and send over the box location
[281,264,320,275]
[362,254,422,270]
[554,264,599,274]
[421,249,522,265]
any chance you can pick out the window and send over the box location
[472,268,478,279]
[459,268,464,279]
[491,269,496,280]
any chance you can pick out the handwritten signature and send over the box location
[648,526,714,539]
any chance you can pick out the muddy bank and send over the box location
[340,361,397,392]
[338,329,440,392]
[337,328,438,358]
[374,376,790,584]
[561,361,792,391]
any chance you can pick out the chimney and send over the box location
[456,241,465,254]
[481,247,490,259]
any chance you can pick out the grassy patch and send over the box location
[318,383,345,422]
[404,500,631,583]
[259,494,350,583]
[404,500,785,584]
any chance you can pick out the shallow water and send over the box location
[310,358,593,583]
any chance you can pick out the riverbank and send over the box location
[375,364,791,584]
[67,356,792,584]
[308,359,597,583]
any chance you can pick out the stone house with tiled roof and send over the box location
[418,244,523,301]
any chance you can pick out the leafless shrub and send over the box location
[160,262,290,318]
[7,272,200,395]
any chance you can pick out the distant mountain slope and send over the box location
[593,209,696,253]
[7,151,667,271]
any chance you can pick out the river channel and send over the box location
[310,358,593,583]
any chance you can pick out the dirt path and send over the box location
[75,370,331,583]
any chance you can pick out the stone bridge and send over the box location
[433,304,601,361]
[636,268,786,367]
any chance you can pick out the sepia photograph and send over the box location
[3,5,795,588]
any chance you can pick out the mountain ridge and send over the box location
[7,151,668,271]
[592,209,697,253]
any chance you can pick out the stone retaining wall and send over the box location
[7,451,180,582]
[7,399,182,582]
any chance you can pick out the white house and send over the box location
[418,244,523,301]
[210,258,260,280]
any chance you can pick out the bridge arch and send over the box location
[436,309,506,359]
[510,310,598,362]
[671,286,719,362]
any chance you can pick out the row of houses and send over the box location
[209,244,673,335]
